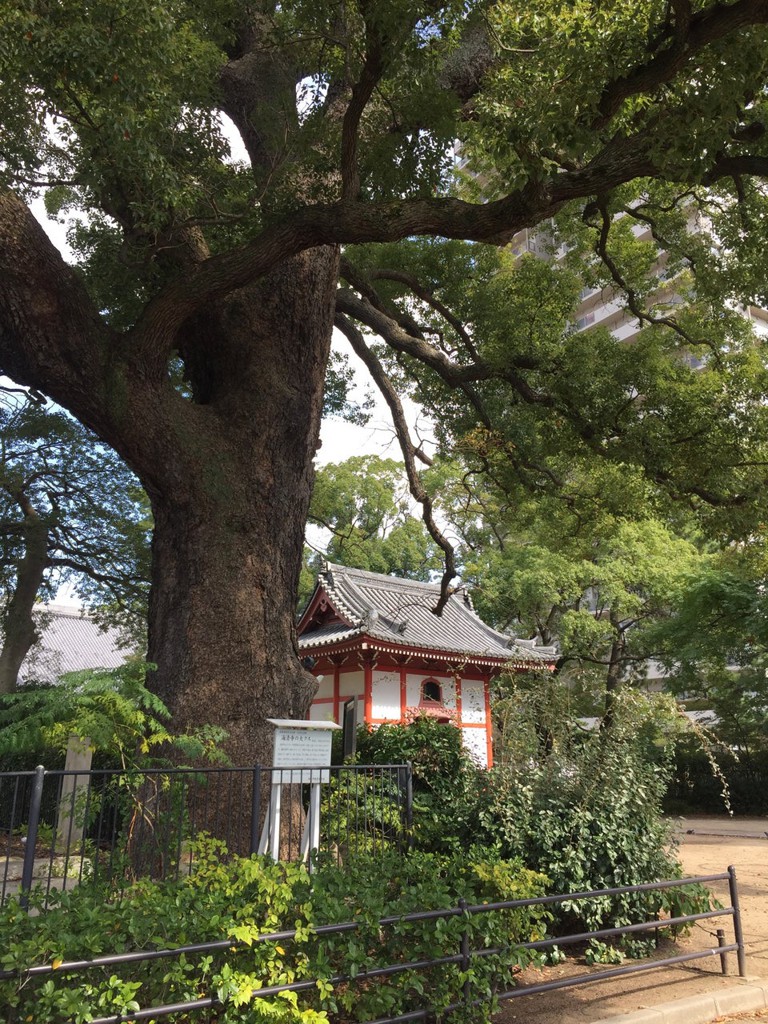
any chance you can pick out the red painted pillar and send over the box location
[363,653,373,727]
[333,663,341,724]
[484,675,494,768]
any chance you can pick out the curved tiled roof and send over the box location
[17,604,128,684]
[298,563,556,667]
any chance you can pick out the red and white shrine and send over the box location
[298,563,556,767]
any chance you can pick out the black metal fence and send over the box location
[0,867,746,1024]
[0,763,413,904]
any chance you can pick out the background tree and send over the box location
[2,1,768,762]
[648,542,768,753]
[0,396,149,693]
[301,455,442,603]
[431,461,704,721]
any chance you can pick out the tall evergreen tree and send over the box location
[1,1,768,761]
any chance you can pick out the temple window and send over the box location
[420,679,442,704]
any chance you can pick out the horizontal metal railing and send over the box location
[0,867,746,1024]
[0,762,412,904]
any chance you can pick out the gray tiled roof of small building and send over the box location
[298,621,363,646]
[299,563,555,663]
[18,604,127,684]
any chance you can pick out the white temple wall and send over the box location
[405,671,457,710]
[307,660,493,767]
[461,727,489,766]
[309,703,334,722]
[441,677,457,708]
[339,669,364,697]
[461,680,486,723]
[315,676,334,700]
[371,669,400,721]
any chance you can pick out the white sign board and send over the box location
[267,719,341,784]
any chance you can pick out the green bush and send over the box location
[342,707,712,943]
[355,716,473,787]
[355,716,483,853]
[350,707,708,937]
[319,771,406,858]
[0,846,550,1024]
[307,850,550,1022]
[471,736,697,934]
[0,663,228,770]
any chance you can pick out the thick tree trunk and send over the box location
[144,249,338,767]
[0,193,339,768]
[148,490,316,766]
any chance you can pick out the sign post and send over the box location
[258,719,341,861]
[342,696,358,760]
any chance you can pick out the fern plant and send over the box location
[0,662,227,769]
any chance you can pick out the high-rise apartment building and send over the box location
[506,222,768,344]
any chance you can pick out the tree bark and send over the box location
[602,613,625,729]
[0,499,49,694]
[145,250,338,765]
[0,193,337,765]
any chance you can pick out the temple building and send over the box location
[298,562,556,767]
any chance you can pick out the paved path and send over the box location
[494,818,768,1024]
[678,816,768,839]
[587,819,768,1024]
[594,981,768,1024]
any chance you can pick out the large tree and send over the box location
[0,395,149,693]
[2,0,768,764]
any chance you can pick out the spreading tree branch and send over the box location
[0,191,117,427]
[593,0,768,130]
[334,313,458,614]
[366,267,480,360]
[340,257,426,340]
[588,194,720,356]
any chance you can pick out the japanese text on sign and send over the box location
[272,727,332,783]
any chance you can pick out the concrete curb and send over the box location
[593,979,768,1024]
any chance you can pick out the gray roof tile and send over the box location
[18,605,128,684]
[299,563,556,666]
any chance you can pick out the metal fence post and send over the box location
[20,765,45,911]
[405,761,413,849]
[458,897,471,1008]
[728,864,747,977]
[250,766,261,856]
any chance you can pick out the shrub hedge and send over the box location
[356,714,698,935]
[0,845,550,1024]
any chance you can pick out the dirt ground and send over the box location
[493,817,768,1024]
[712,1015,768,1022]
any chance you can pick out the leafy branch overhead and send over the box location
[2,1,768,398]
[3,2,768,507]
[339,228,768,550]
[1,0,768,759]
